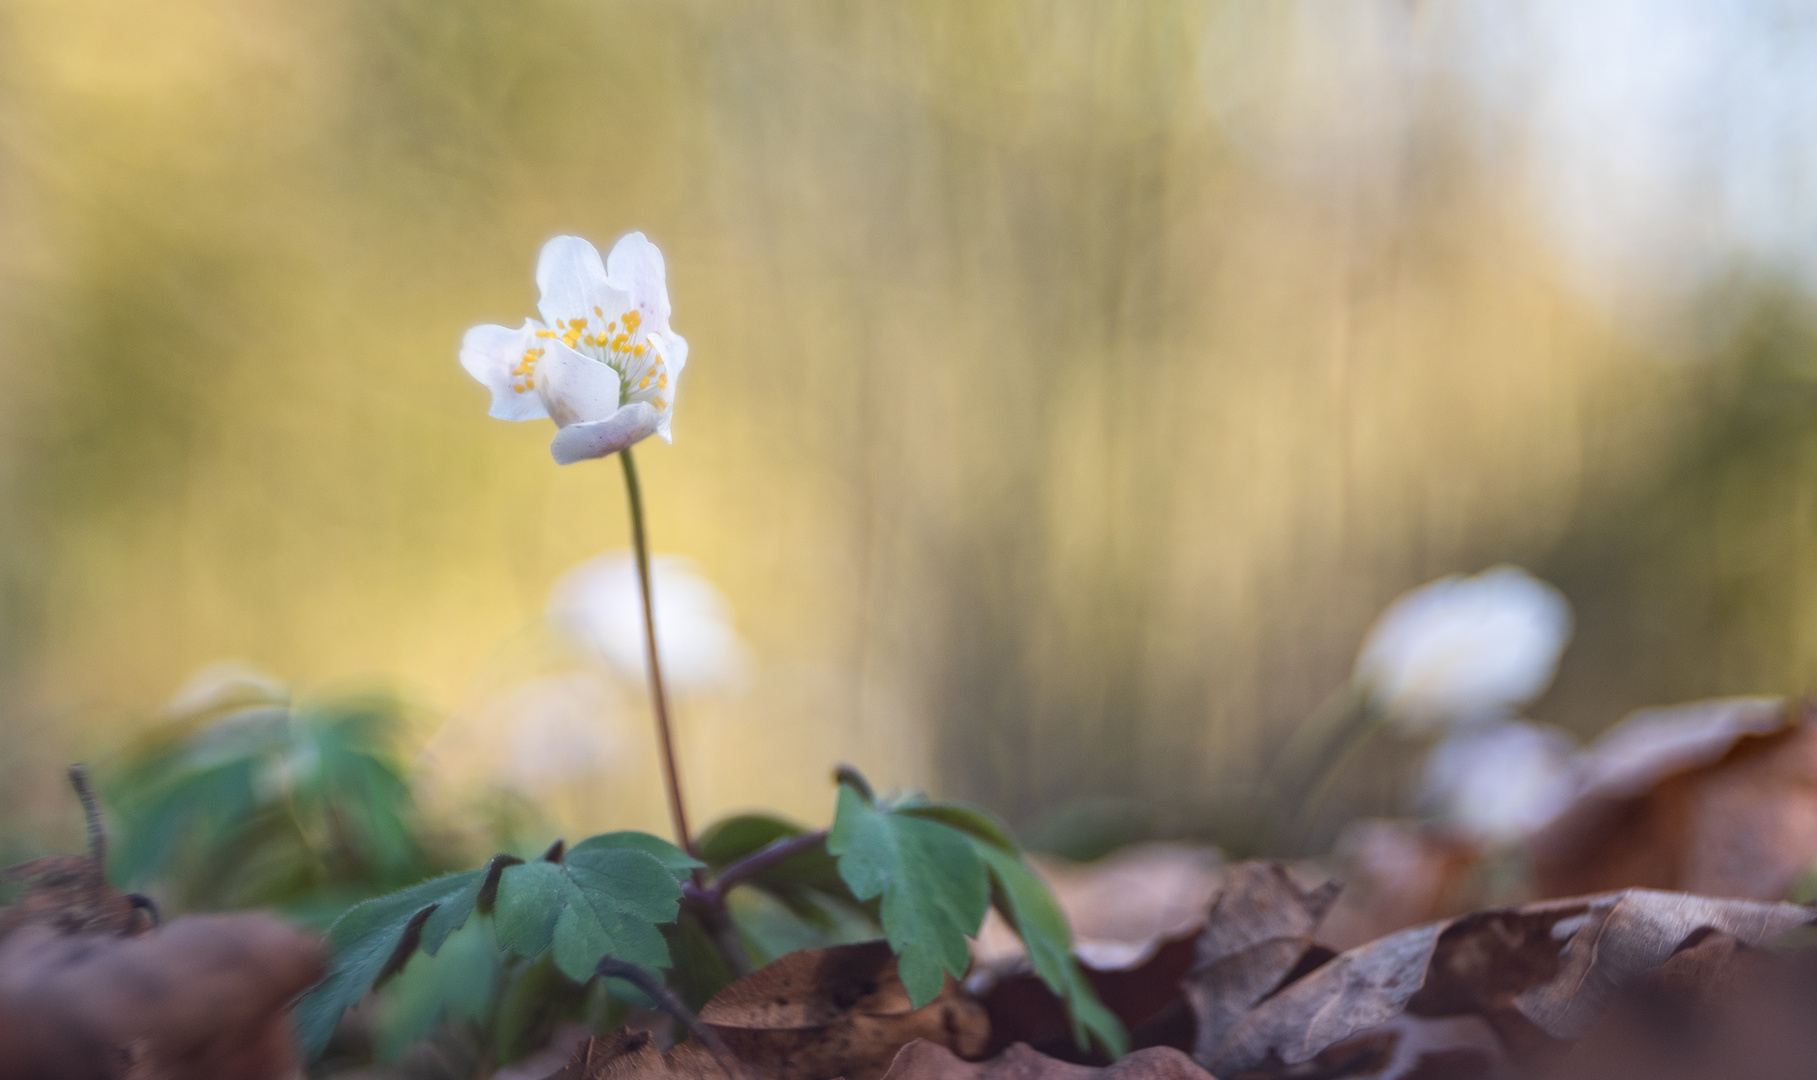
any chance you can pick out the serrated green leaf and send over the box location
[293,864,494,1058]
[373,918,501,1060]
[828,784,988,1007]
[972,841,1128,1057]
[492,843,682,981]
[572,831,701,881]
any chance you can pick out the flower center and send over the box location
[534,306,668,412]
[510,346,545,394]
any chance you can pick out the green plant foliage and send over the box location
[103,680,445,922]
[295,855,517,1058]
[971,842,1127,1056]
[297,833,694,1060]
[832,782,1127,1053]
[492,834,697,982]
[827,782,989,1007]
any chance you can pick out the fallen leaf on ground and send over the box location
[879,1039,1215,1080]
[1184,862,1340,1064]
[0,912,324,1080]
[546,1028,731,1080]
[1200,888,1813,1078]
[1530,697,1817,900]
[1544,932,1817,1080]
[694,941,988,1080]
[971,929,1200,1062]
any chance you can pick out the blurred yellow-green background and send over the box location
[6,0,1817,846]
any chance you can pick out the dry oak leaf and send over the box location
[880,1039,1215,1080]
[694,941,989,1080]
[546,1028,732,1080]
[1546,931,1817,1080]
[1199,888,1813,1078]
[1185,862,1341,1064]
[0,912,324,1080]
[1529,696,1817,901]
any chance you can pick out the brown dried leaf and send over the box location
[1545,932,1817,1080]
[1202,889,1813,1078]
[696,941,989,1080]
[545,1029,732,1080]
[972,929,1201,1062]
[0,912,325,1080]
[1184,863,1341,1064]
[879,1039,1216,1080]
[1530,697,1817,900]
[1,767,154,940]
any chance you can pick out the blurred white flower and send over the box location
[491,674,627,791]
[549,553,749,694]
[1420,718,1579,842]
[460,233,688,464]
[1355,565,1573,730]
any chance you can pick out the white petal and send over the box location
[459,321,549,421]
[535,235,614,328]
[652,329,688,378]
[605,232,672,333]
[535,343,623,427]
[549,403,663,464]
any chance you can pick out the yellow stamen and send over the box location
[623,310,642,332]
[658,373,668,389]
[612,334,629,351]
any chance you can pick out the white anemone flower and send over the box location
[1420,719,1579,842]
[549,552,748,694]
[460,233,688,464]
[1355,565,1573,731]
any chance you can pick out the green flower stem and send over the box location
[619,447,694,857]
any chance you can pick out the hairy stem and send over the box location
[620,448,693,856]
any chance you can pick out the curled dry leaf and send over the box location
[546,1028,731,1080]
[1185,862,1340,1063]
[0,913,325,1080]
[694,941,989,1080]
[879,1039,1215,1080]
[1547,932,1817,1080]
[1530,697,1817,900]
[1199,888,1814,1078]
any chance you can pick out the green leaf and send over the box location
[574,831,701,881]
[828,784,988,1007]
[898,802,1020,853]
[697,813,807,868]
[294,857,510,1059]
[492,841,684,982]
[972,841,1128,1057]
[373,917,502,1060]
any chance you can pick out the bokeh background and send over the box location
[6,0,1817,851]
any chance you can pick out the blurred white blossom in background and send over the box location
[488,673,628,792]
[548,553,749,695]
[1355,565,1574,731]
[1420,718,1579,842]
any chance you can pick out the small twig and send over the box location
[68,765,106,868]
[596,956,744,1080]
